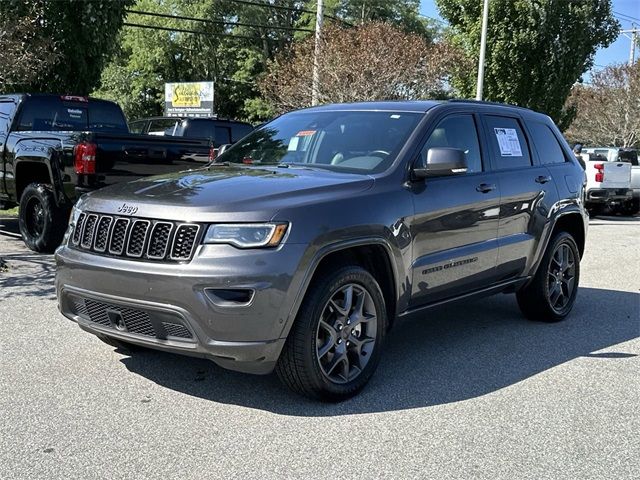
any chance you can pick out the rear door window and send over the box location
[181,120,215,140]
[231,124,253,143]
[148,119,179,136]
[527,121,567,165]
[214,126,231,145]
[484,115,532,169]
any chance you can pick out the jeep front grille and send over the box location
[71,213,201,262]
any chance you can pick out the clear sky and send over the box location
[420,0,640,73]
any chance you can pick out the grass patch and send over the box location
[0,206,19,217]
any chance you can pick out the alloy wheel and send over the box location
[315,283,378,384]
[547,243,576,312]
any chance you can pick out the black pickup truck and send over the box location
[0,94,213,252]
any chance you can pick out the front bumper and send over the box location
[55,242,308,374]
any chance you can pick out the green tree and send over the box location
[296,0,439,40]
[94,0,302,122]
[0,0,131,95]
[436,0,619,126]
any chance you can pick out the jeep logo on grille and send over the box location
[117,203,138,215]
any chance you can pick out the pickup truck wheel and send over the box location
[619,198,640,216]
[276,266,387,401]
[18,183,68,253]
[516,231,580,322]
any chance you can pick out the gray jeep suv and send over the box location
[55,101,588,401]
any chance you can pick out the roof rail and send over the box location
[447,98,530,110]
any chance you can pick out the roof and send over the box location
[299,100,441,113]
[295,99,543,116]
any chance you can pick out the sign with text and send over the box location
[164,82,214,117]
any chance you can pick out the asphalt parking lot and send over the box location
[1,214,638,480]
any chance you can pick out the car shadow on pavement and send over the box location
[0,217,57,299]
[119,286,639,415]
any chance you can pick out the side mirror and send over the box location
[413,147,468,179]
[217,144,231,156]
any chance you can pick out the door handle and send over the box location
[535,175,552,184]
[476,183,496,193]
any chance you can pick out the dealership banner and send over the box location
[164,82,214,117]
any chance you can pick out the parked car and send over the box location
[0,94,215,252]
[56,100,588,400]
[129,116,254,153]
[582,147,639,215]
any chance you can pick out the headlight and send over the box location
[203,223,289,248]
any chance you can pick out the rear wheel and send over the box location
[18,183,68,253]
[276,266,387,401]
[517,231,580,322]
[619,198,640,216]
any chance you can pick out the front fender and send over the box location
[277,233,407,340]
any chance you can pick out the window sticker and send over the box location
[494,128,523,157]
[288,136,300,151]
[295,130,316,137]
[67,108,83,119]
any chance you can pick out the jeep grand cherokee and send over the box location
[55,101,588,401]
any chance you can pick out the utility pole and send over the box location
[476,0,490,101]
[629,26,637,66]
[622,28,639,66]
[312,0,324,106]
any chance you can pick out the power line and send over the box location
[126,9,314,33]
[613,10,640,23]
[224,0,352,26]
[123,22,260,41]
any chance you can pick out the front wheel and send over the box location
[516,231,580,322]
[276,266,387,401]
[18,183,68,253]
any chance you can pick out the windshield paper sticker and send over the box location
[295,130,316,137]
[494,128,523,157]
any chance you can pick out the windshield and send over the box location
[216,110,422,173]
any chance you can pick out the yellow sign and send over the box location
[172,83,202,108]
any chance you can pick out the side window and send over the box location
[148,119,179,136]
[0,102,13,134]
[484,115,531,169]
[214,126,231,145]
[231,124,254,143]
[420,114,482,173]
[128,121,145,134]
[528,122,567,165]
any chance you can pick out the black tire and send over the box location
[516,231,580,322]
[587,205,604,217]
[276,265,387,401]
[18,183,68,253]
[619,198,640,216]
[96,334,143,352]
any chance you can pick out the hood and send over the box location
[78,166,375,222]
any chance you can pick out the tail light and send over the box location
[74,142,97,174]
[208,145,218,162]
[594,163,604,183]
